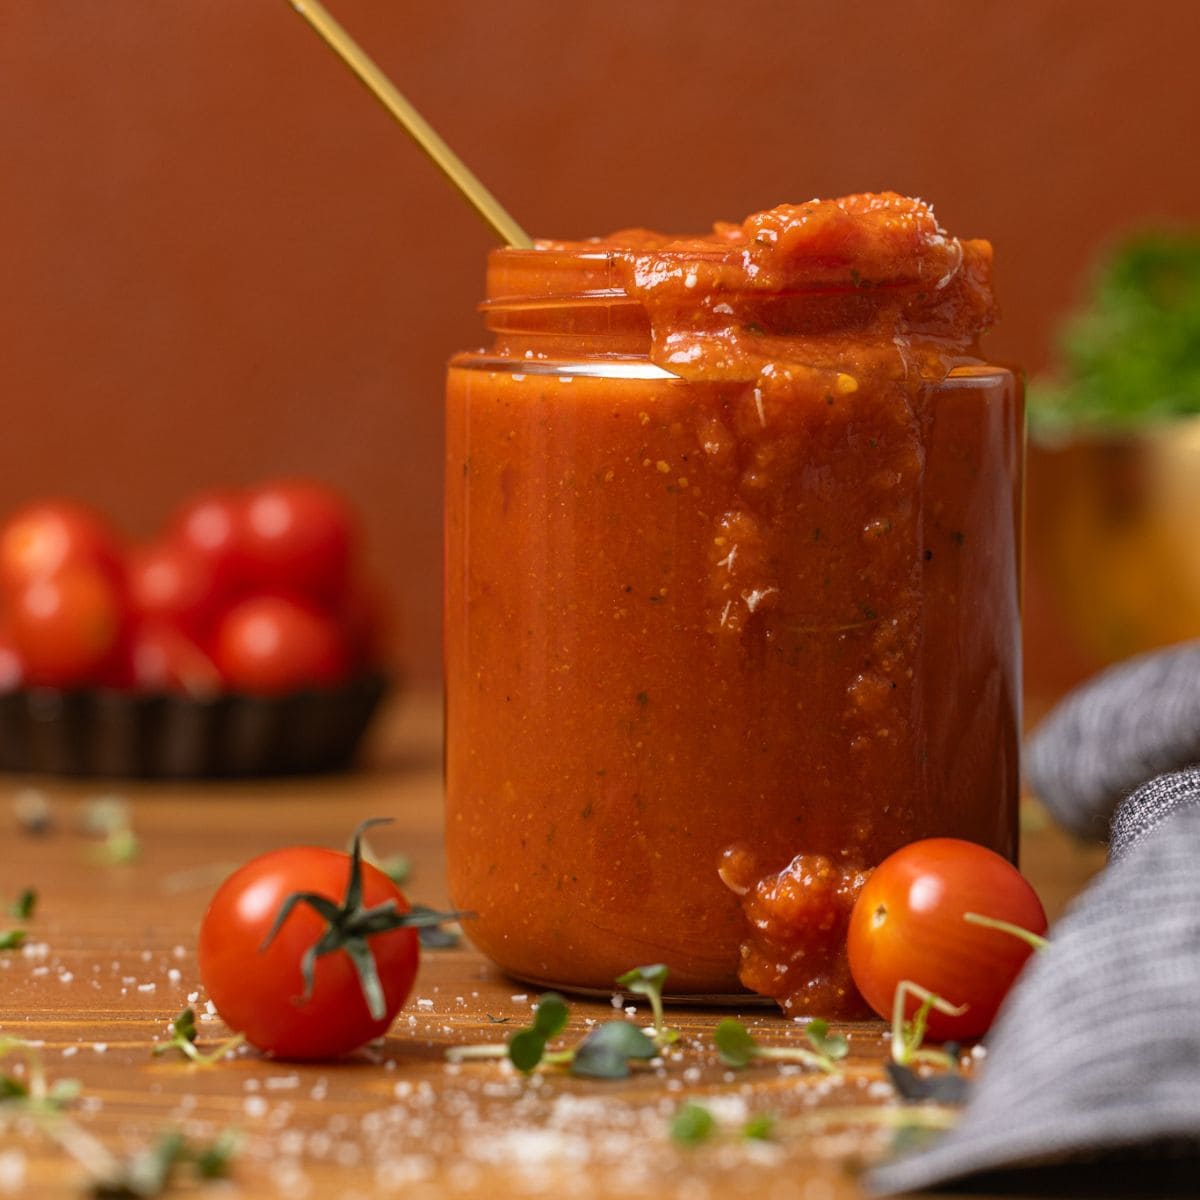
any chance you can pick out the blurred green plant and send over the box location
[1029,231,1200,438]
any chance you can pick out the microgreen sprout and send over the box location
[88,1129,240,1198]
[615,963,679,1047]
[1,888,38,949]
[0,1038,81,1113]
[714,1018,845,1074]
[152,1007,244,1066]
[963,911,1050,952]
[669,1107,782,1147]
[447,990,657,1079]
[670,1102,716,1145]
[0,1038,236,1194]
[742,1112,776,1141]
[445,992,569,1070]
[508,992,570,1072]
[570,1019,656,1079]
[83,797,140,865]
[8,888,36,920]
[890,980,967,1069]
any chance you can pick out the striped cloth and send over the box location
[1024,641,1200,839]
[869,644,1200,1194]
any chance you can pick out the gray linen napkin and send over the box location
[1024,640,1200,839]
[869,645,1200,1195]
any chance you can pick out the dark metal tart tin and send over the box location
[0,673,388,779]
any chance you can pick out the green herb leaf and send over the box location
[9,888,36,920]
[152,1007,243,1066]
[191,1130,240,1180]
[570,1021,655,1079]
[507,1028,547,1073]
[0,930,26,951]
[742,1112,776,1141]
[671,1102,716,1145]
[1028,232,1200,434]
[713,1018,757,1068]
[615,963,678,1047]
[805,1018,849,1062]
[531,992,569,1039]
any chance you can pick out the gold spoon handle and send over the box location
[287,0,533,249]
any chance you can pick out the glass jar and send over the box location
[444,197,1022,1013]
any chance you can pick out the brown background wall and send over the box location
[2,0,1198,685]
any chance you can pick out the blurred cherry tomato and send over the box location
[239,480,355,603]
[127,540,224,638]
[168,490,247,596]
[213,595,349,694]
[8,565,123,687]
[126,621,222,697]
[0,500,123,594]
[0,630,25,692]
[846,838,1047,1040]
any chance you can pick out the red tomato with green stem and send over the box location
[847,838,1048,1041]
[8,565,124,687]
[213,594,349,694]
[0,500,124,595]
[197,820,440,1059]
[239,479,355,603]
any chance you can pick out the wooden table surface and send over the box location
[0,692,1107,1200]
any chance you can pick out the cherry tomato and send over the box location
[197,843,419,1058]
[212,595,349,694]
[0,500,123,594]
[0,630,25,692]
[168,490,247,597]
[846,838,1047,1040]
[127,540,224,638]
[239,479,355,603]
[8,565,124,687]
[125,621,222,697]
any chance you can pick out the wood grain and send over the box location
[0,692,1106,1199]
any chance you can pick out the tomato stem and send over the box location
[260,818,466,1022]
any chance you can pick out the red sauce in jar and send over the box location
[445,194,1021,1013]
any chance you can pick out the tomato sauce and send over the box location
[445,194,1021,1014]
